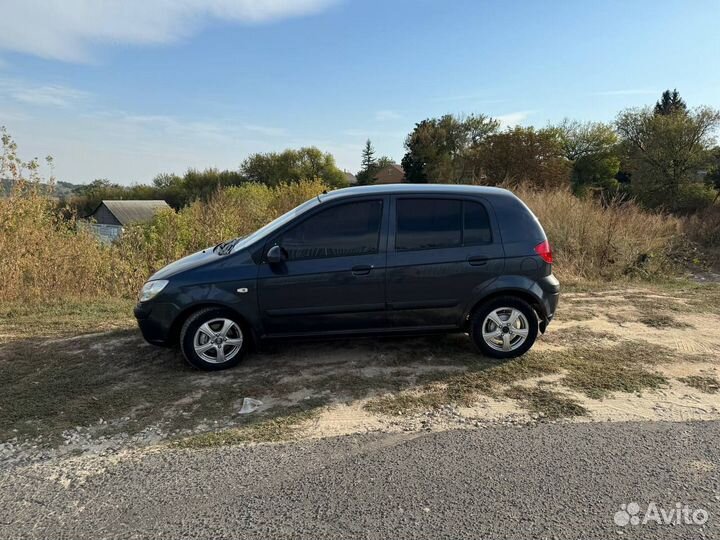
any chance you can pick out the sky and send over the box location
[0,0,719,185]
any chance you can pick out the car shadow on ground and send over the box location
[0,326,499,446]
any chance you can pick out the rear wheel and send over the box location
[180,308,247,370]
[470,297,538,359]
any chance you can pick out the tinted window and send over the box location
[278,200,382,260]
[463,201,492,245]
[396,199,461,251]
[491,195,544,244]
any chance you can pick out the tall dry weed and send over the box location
[514,185,680,281]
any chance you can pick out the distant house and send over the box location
[83,200,171,243]
[343,170,358,185]
[372,164,406,184]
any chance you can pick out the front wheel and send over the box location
[470,297,538,359]
[180,308,248,370]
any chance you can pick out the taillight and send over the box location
[534,240,553,264]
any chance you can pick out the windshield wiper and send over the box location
[214,236,244,256]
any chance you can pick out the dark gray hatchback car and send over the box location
[134,184,559,370]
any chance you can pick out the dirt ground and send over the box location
[1,282,719,465]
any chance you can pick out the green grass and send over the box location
[679,375,720,394]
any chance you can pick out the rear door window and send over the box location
[463,201,492,245]
[395,198,493,251]
[396,199,462,251]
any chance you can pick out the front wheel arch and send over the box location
[169,303,257,349]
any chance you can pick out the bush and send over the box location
[685,206,720,247]
[0,182,126,301]
[514,185,680,281]
[115,180,326,287]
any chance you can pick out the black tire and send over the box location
[179,307,248,371]
[470,296,539,359]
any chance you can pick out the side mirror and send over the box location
[266,245,288,264]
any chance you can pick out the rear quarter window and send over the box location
[492,195,546,244]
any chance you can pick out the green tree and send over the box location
[360,139,376,172]
[401,114,500,183]
[654,89,688,116]
[356,139,379,185]
[616,105,720,211]
[241,147,347,188]
[556,119,621,194]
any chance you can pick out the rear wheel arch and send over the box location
[464,289,545,330]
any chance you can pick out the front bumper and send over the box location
[134,302,179,346]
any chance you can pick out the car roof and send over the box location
[319,183,516,202]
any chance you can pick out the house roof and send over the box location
[91,200,171,226]
[372,163,406,184]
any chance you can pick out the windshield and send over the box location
[230,196,320,253]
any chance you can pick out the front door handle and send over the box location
[351,264,373,275]
[468,256,488,266]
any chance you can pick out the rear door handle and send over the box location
[468,256,488,266]
[351,264,373,275]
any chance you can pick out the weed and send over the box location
[504,386,587,419]
[679,375,720,394]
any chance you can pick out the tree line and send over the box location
[69,89,720,216]
[398,89,720,213]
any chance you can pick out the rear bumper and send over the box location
[134,302,179,347]
[538,274,560,332]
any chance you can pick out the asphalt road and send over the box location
[2,421,719,539]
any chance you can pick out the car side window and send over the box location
[276,200,383,260]
[463,201,492,245]
[396,199,462,251]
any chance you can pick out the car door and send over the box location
[257,196,389,336]
[386,195,504,329]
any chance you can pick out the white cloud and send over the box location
[0,79,88,107]
[0,0,338,62]
[496,110,533,127]
[13,85,87,108]
[593,89,658,96]
[374,109,401,121]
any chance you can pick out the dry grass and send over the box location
[679,375,720,394]
[515,186,680,282]
[0,179,686,304]
[0,180,326,302]
[365,340,675,415]
[503,386,588,420]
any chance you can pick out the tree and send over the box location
[473,126,571,189]
[356,140,379,185]
[616,106,720,211]
[357,153,395,185]
[240,147,348,188]
[556,119,620,194]
[360,139,376,172]
[654,89,688,116]
[401,114,500,183]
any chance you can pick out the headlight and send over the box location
[139,280,169,302]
